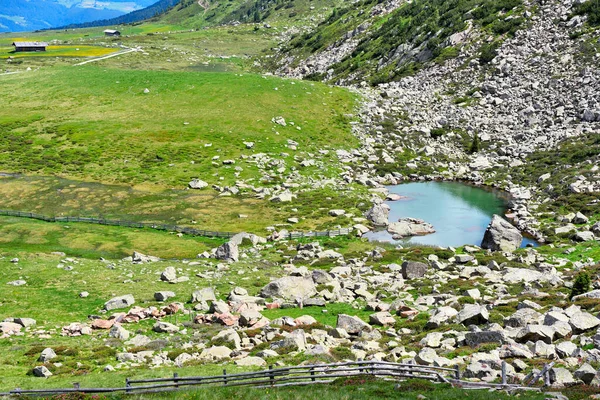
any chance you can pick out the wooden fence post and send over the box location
[223,369,227,386]
[454,365,460,380]
[310,366,315,382]
[501,361,507,385]
[73,382,80,391]
[269,365,275,387]
[125,378,131,393]
[174,372,179,389]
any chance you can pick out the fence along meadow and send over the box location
[0,209,353,240]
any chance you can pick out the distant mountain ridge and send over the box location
[57,0,182,29]
[0,0,158,33]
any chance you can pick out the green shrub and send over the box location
[479,42,500,64]
[571,272,591,299]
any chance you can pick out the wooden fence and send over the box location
[3,361,459,396]
[0,210,354,241]
[0,360,551,397]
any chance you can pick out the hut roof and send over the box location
[12,42,48,47]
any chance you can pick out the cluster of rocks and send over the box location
[38,250,600,388]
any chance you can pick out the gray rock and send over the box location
[191,287,216,303]
[574,363,596,384]
[369,312,395,326]
[455,254,474,264]
[199,346,232,361]
[505,308,542,327]
[235,356,266,367]
[481,215,522,252]
[569,311,600,333]
[154,291,176,302]
[387,218,435,237]
[210,300,230,314]
[15,318,36,327]
[572,290,600,301]
[573,212,589,224]
[516,325,554,344]
[556,341,578,358]
[239,310,263,327]
[574,231,596,242]
[104,295,135,311]
[426,306,458,329]
[271,329,306,351]
[465,331,505,347]
[270,191,294,202]
[456,304,489,325]
[109,325,130,340]
[336,314,372,334]
[38,348,57,362]
[215,242,239,262]
[365,203,390,226]
[212,328,241,350]
[401,261,428,279]
[32,366,52,378]
[152,321,179,333]
[188,179,208,189]
[260,276,317,300]
[160,267,177,283]
[548,367,576,387]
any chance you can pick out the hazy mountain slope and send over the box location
[0,0,158,32]
[58,0,182,29]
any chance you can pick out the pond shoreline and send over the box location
[365,180,539,248]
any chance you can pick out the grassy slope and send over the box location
[0,66,356,187]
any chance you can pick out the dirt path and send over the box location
[73,47,138,66]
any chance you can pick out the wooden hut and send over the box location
[103,29,121,37]
[12,42,47,52]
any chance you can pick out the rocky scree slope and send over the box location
[269,0,600,243]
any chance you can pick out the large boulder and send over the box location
[32,366,52,378]
[336,314,372,335]
[152,321,179,333]
[515,325,555,344]
[212,329,241,350]
[191,287,216,303]
[426,306,459,329]
[456,304,489,325]
[188,179,208,189]
[259,276,316,300]
[401,261,428,279]
[387,218,435,237]
[38,348,57,362]
[104,295,135,311]
[365,203,390,226]
[504,308,542,327]
[199,346,232,361]
[229,232,267,247]
[215,242,239,262]
[0,322,22,335]
[465,331,505,347]
[549,368,576,387]
[481,215,522,252]
[569,311,600,333]
[160,267,177,283]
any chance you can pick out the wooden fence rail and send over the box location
[0,209,354,241]
[1,361,460,397]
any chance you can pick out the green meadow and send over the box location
[0,66,356,187]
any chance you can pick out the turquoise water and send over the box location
[364,181,536,248]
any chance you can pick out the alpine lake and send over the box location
[364,181,538,248]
